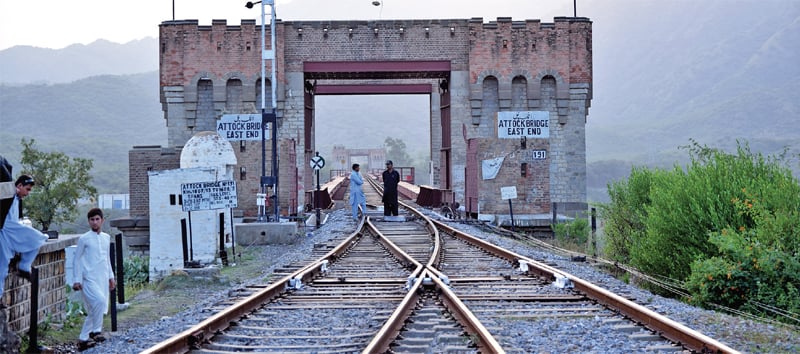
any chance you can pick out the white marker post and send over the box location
[500,186,517,231]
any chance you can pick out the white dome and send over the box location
[180,131,237,169]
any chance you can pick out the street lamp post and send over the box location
[246,0,278,222]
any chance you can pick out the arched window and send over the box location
[540,75,556,109]
[226,79,243,113]
[197,79,214,130]
[481,76,499,126]
[511,75,528,110]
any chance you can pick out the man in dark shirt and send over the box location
[381,160,400,216]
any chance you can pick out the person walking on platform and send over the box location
[72,208,116,351]
[349,164,366,221]
[0,174,49,305]
[382,160,400,217]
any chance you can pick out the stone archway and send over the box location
[300,60,451,206]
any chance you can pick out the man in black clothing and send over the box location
[381,160,400,216]
[0,155,14,229]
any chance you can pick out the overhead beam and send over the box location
[304,60,451,73]
[315,84,432,95]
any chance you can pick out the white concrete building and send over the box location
[148,132,237,281]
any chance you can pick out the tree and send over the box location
[18,138,97,231]
[384,137,412,167]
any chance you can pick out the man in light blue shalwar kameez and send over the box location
[349,164,366,221]
[0,175,49,304]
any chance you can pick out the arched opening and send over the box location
[512,75,528,110]
[481,76,499,126]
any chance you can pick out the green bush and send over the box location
[123,255,149,287]
[599,166,662,263]
[554,218,589,245]
[633,142,775,281]
[686,190,800,319]
[601,140,800,323]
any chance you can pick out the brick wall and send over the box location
[2,235,78,333]
[474,138,550,215]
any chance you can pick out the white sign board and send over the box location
[217,114,268,141]
[500,186,518,200]
[310,156,325,170]
[497,111,550,139]
[181,180,238,211]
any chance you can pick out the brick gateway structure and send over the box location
[122,16,592,237]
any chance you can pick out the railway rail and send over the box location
[141,173,739,354]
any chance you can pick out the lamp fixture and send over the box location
[349,27,354,37]
[323,27,328,38]
[374,27,379,36]
[450,27,455,35]
[424,27,430,38]
[297,27,303,36]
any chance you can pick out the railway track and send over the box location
[141,174,739,354]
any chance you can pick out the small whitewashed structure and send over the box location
[148,132,237,281]
[98,194,130,210]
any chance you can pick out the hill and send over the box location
[0,38,158,84]
[0,72,165,192]
[584,0,800,201]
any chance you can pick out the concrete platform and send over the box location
[235,222,300,245]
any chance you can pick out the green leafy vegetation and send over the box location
[19,138,97,231]
[600,140,800,324]
[685,188,800,319]
[553,218,589,246]
[123,255,150,290]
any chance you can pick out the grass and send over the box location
[22,288,85,351]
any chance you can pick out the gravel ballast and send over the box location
[81,209,799,353]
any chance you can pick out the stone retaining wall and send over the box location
[2,234,79,332]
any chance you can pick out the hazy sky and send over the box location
[0,0,574,51]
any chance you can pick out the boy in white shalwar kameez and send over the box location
[72,208,116,350]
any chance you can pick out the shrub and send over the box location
[554,218,589,245]
[601,140,800,323]
[686,190,800,322]
[123,255,149,287]
[598,166,657,263]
